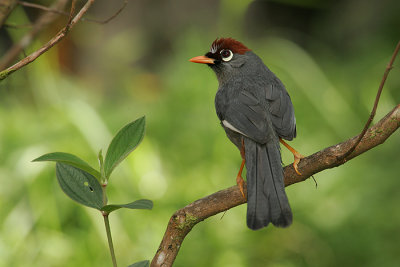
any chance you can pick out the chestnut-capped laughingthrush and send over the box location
[190,38,303,230]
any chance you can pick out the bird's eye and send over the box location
[220,49,233,61]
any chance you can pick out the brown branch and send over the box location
[150,104,400,267]
[0,0,95,81]
[0,0,18,27]
[340,41,400,160]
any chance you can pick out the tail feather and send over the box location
[244,138,292,230]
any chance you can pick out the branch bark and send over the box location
[150,104,400,267]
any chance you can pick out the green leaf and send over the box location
[128,260,150,267]
[33,152,101,179]
[56,162,103,210]
[104,116,145,178]
[101,199,153,214]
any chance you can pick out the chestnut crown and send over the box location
[206,38,251,62]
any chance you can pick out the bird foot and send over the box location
[293,152,305,175]
[236,175,246,199]
[279,138,305,175]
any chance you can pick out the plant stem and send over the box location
[103,214,118,267]
[102,183,108,206]
[101,182,115,266]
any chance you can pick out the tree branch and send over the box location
[0,0,95,81]
[151,104,400,267]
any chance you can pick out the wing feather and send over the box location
[267,81,296,140]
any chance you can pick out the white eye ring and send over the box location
[220,49,233,62]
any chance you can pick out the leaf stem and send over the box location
[103,213,118,267]
[102,183,108,206]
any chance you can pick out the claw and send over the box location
[293,152,305,175]
[236,175,246,198]
[280,138,305,176]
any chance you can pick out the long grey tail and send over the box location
[244,137,292,230]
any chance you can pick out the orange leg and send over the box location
[236,139,246,198]
[280,138,304,175]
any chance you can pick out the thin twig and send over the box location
[17,0,69,16]
[86,0,128,24]
[340,41,400,160]
[65,0,76,31]
[18,0,128,24]
[0,0,96,81]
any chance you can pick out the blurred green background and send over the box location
[1,0,399,266]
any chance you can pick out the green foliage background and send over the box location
[0,0,399,266]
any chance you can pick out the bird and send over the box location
[189,37,303,230]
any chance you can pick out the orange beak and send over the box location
[189,55,215,64]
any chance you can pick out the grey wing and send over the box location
[266,80,296,140]
[223,90,274,144]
